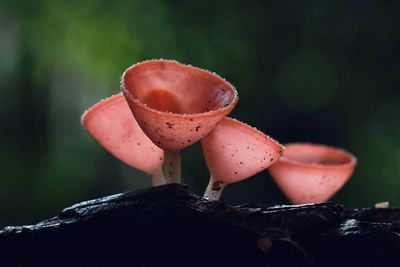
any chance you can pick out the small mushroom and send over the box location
[121,60,238,183]
[201,117,284,200]
[375,201,389,208]
[268,143,357,204]
[81,93,165,185]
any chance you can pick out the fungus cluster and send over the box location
[82,59,357,203]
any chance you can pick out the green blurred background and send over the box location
[1,0,399,227]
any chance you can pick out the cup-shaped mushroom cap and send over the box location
[81,93,163,175]
[121,60,238,151]
[268,143,357,204]
[201,117,284,184]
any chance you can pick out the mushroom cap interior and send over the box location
[122,60,238,151]
[82,93,163,175]
[268,143,357,204]
[282,143,355,166]
[202,117,284,184]
[122,60,236,114]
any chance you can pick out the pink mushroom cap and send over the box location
[268,143,357,204]
[81,93,163,175]
[202,117,284,184]
[121,60,238,151]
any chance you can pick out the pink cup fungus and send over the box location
[121,60,238,183]
[201,117,284,200]
[268,143,357,204]
[81,59,358,206]
[81,93,165,185]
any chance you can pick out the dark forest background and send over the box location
[0,0,399,227]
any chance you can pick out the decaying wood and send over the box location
[1,184,399,266]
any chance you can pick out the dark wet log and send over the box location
[1,184,399,266]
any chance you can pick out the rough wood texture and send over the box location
[1,184,399,266]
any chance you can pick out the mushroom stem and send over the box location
[151,167,166,186]
[162,150,181,183]
[203,175,226,201]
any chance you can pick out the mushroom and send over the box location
[201,117,284,200]
[81,93,165,185]
[121,60,238,183]
[268,143,357,204]
[374,201,389,208]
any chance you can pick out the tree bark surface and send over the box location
[1,184,399,266]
